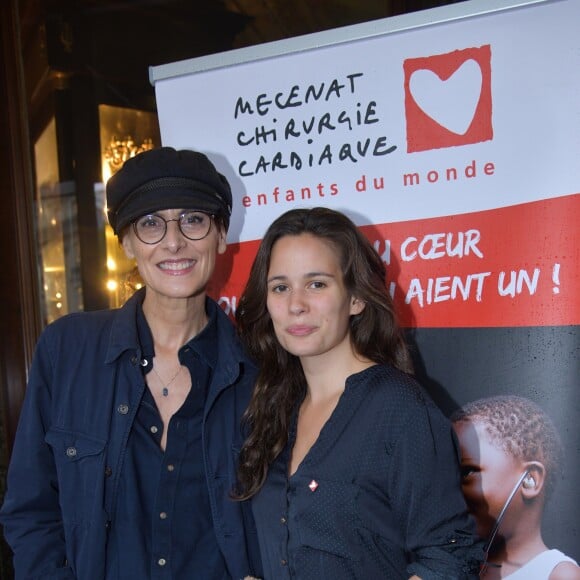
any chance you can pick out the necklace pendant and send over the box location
[162,387,169,397]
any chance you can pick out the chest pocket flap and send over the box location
[45,428,106,462]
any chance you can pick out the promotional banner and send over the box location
[151,0,579,562]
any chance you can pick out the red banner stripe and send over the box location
[209,194,579,328]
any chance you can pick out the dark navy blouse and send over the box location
[251,364,484,579]
[105,303,228,579]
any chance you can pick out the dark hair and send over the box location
[235,207,412,499]
[451,395,563,499]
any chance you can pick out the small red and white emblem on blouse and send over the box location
[308,479,319,492]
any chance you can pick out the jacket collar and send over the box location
[105,287,146,364]
[104,287,253,380]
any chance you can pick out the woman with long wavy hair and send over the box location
[235,207,484,579]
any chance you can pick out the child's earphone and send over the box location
[480,468,532,576]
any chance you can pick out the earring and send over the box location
[523,476,536,489]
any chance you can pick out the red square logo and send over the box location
[404,45,493,153]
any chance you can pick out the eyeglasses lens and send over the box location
[134,211,213,244]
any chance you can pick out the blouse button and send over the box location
[117,404,129,415]
[280,516,287,524]
[150,425,158,434]
[158,558,167,567]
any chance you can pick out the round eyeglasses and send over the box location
[132,210,215,244]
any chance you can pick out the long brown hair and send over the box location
[235,207,412,499]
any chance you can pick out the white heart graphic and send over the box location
[409,59,483,135]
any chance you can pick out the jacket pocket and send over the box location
[45,428,107,521]
[34,565,76,580]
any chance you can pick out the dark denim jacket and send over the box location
[0,289,261,580]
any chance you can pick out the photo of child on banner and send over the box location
[451,395,579,579]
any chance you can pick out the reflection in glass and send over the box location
[98,104,160,308]
[34,117,83,323]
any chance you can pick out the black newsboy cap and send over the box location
[106,147,233,235]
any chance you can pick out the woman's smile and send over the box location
[286,324,317,336]
[157,258,196,274]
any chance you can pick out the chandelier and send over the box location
[103,135,154,176]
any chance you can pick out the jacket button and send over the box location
[104,466,113,477]
[130,355,138,365]
[65,447,77,458]
[117,404,129,415]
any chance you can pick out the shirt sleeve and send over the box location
[387,398,485,579]
[0,327,73,579]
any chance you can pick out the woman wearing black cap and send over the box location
[0,147,262,580]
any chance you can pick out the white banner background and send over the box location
[151,0,580,561]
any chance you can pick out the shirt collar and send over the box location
[135,296,219,372]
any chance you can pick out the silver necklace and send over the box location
[151,364,182,397]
